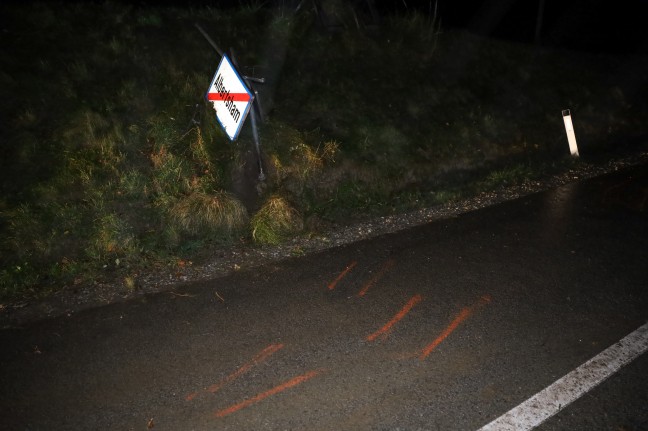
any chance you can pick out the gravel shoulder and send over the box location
[2,149,647,328]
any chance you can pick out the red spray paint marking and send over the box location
[419,295,491,360]
[366,294,423,342]
[357,259,396,297]
[214,369,325,418]
[207,92,251,102]
[327,261,358,290]
[207,343,284,393]
[186,343,284,401]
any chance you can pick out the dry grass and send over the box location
[171,191,248,237]
[251,195,304,245]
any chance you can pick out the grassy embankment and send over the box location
[1,2,646,301]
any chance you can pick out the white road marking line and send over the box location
[478,322,648,431]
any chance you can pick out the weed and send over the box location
[482,164,534,189]
[137,13,162,27]
[87,213,139,262]
[290,246,305,257]
[119,169,149,198]
[251,195,303,245]
[430,189,463,205]
[264,122,339,199]
[0,262,41,300]
[124,275,137,291]
[150,145,192,197]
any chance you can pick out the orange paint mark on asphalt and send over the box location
[367,294,423,342]
[357,259,396,297]
[419,307,472,359]
[419,294,491,360]
[208,343,284,393]
[186,343,284,401]
[214,369,325,418]
[327,261,358,290]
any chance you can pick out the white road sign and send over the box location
[206,54,254,141]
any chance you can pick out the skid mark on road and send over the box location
[357,259,396,297]
[328,261,358,290]
[186,343,284,401]
[367,294,423,342]
[419,295,491,360]
[214,368,326,418]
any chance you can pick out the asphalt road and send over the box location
[1,164,647,431]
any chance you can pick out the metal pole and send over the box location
[230,48,266,182]
[195,23,224,58]
[249,105,266,181]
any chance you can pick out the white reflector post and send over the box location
[562,109,579,157]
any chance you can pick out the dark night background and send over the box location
[12,0,646,53]
[388,0,648,54]
[124,0,648,54]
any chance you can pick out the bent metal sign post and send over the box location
[206,54,254,141]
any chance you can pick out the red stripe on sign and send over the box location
[207,92,251,102]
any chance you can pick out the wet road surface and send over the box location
[1,164,647,430]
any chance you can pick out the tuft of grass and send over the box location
[87,213,139,262]
[170,191,248,237]
[137,12,162,27]
[251,195,303,245]
[481,164,534,189]
[123,275,137,291]
[264,123,339,197]
[284,140,338,185]
[0,262,41,300]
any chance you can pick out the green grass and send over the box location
[0,2,646,301]
[251,195,303,245]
